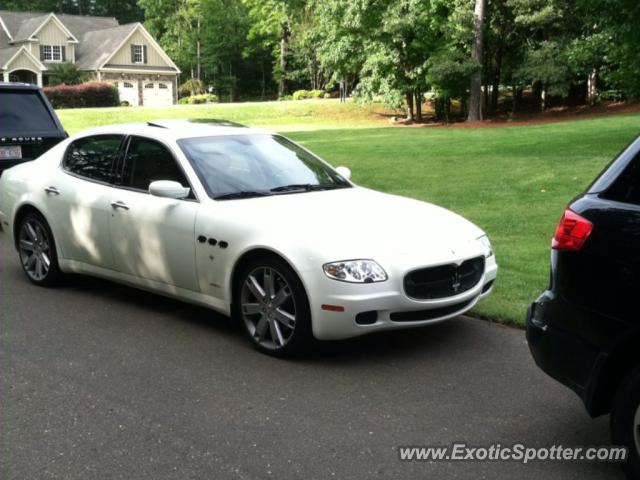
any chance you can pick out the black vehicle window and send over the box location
[63,135,123,182]
[121,137,190,193]
[604,152,640,205]
[0,91,59,135]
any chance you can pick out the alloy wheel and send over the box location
[18,218,52,282]
[240,267,296,350]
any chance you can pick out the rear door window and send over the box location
[0,91,60,135]
[63,135,123,183]
[604,152,640,206]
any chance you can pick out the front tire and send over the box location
[611,365,640,479]
[234,256,312,357]
[17,212,64,286]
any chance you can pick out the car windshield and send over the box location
[177,134,351,200]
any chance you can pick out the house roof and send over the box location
[0,23,11,49]
[0,45,19,66]
[75,22,138,70]
[13,14,49,41]
[0,45,46,70]
[0,11,178,74]
[0,11,119,41]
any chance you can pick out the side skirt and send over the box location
[58,258,231,316]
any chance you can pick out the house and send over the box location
[0,11,180,107]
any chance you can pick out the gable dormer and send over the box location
[102,24,177,70]
[28,14,78,64]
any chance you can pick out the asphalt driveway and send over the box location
[0,233,624,479]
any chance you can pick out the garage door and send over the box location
[142,81,173,107]
[117,80,139,106]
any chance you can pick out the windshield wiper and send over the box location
[270,183,347,193]
[214,191,272,200]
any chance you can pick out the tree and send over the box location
[323,0,446,121]
[200,0,249,101]
[3,0,143,23]
[244,0,306,97]
[427,50,477,121]
[467,0,486,121]
[515,41,570,110]
[313,1,366,101]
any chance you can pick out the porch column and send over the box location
[37,72,43,87]
[2,71,8,82]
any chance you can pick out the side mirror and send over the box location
[149,180,190,199]
[335,166,351,181]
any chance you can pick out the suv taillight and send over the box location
[552,209,593,251]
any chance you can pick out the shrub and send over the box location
[178,78,204,97]
[178,93,218,105]
[278,94,293,101]
[292,89,326,100]
[43,82,119,109]
[292,89,310,100]
[48,62,86,86]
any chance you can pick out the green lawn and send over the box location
[56,100,640,326]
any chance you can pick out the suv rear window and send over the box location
[0,91,59,135]
[603,151,640,205]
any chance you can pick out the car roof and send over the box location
[0,82,41,90]
[75,119,273,141]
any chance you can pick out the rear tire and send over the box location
[17,212,64,287]
[233,256,312,357]
[611,365,640,479]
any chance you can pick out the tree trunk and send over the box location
[406,91,414,121]
[587,68,597,106]
[196,19,201,81]
[278,22,290,98]
[467,0,486,121]
[260,61,266,101]
[483,81,490,112]
[414,91,422,122]
[490,45,503,114]
[532,81,542,111]
[541,83,548,111]
[229,62,234,103]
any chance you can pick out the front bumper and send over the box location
[526,290,605,416]
[309,254,498,340]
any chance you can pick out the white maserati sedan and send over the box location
[0,120,497,356]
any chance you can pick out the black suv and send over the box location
[0,83,67,174]
[527,135,640,478]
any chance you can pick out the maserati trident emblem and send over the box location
[452,270,462,292]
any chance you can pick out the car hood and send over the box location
[213,187,487,268]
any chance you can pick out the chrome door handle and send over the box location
[44,186,60,195]
[110,201,130,210]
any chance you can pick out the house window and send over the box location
[41,45,63,61]
[158,83,168,89]
[123,82,134,88]
[144,83,154,89]
[132,44,144,63]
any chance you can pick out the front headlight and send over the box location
[477,235,494,258]
[323,260,388,283]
